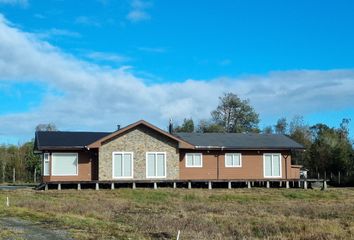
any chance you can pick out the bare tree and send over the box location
[35,123,57,132]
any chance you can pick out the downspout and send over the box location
[217,154,219,180]
[217,146,225,180]
[284,154,289,179]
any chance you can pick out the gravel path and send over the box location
[0,218,72,240]
[0,185,34,190]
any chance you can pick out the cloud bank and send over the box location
[0,14,353,141]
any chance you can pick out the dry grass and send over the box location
[0,188,353,239]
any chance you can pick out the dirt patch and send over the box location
[0,217,72,240]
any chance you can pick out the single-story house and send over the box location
[34,120,304,184]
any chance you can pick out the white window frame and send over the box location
[185,153,203,168]
[146,152,167,179]
[263,153,282,178]
[112,152,134,179]
[51,152,79,176]
[225,153,242,168]
[43,153,50,176]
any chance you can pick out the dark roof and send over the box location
[34,129,303,151]
[34,131,111,150]
[175,132,304,150]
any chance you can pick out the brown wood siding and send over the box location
[42,150,97,182]
[290,165,301,179]
[180,150,295,180]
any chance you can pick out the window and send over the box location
[43,153,50,176]
[112,152,133,178]
[263,153,282,178]
[185,153,202,167]
[225,153,242,167]
[51,153,78,176]
[146,152,166,178]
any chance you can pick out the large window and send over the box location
[185,153,202,167]
[225,153,242,167]
[112,152,133,178]
[51,153,78,176]
[43,153,50,176]
[146,152,166,178]
[263,153,281,178]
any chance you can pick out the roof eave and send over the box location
[36,146,87,151]
[194,146,305,150]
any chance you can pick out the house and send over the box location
[34,120,304,185]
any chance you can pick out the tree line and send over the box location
[173,93,354,182]
[0,93,353,184]
[0,124,57,183]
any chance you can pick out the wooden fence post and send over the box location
[34,168,37,183]
[2,164,5,182]
[12,168,15,183]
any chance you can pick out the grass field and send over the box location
[0,188,353,239]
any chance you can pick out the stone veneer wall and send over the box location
[98,125,179,180]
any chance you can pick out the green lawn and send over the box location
[0,188,353,239]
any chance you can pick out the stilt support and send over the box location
[77,183,81,190]
[228,181,232,189]
[208,181,212,190]
[247,181,251,189]
[286,181,290,189]
[45,184,48,191]
[173,182,177,189]
[58,183,61,190]
[266,181,270,188]
[188,182,191,189]
[153,182,157,189]
[95,183,99,190]
[322,181,327,191]
[304,180,308,189]
[132,182,136,189]
[111,183,115,190]
[298,181,301,188]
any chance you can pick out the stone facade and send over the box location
[98,125,179,180]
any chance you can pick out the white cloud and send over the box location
[75,16,100,27]
[126,0,152,23]
[0,0,27,7]
[0,15,353,141]
[36,28,81,39]
[33,13,45,19]
[85,51,130,63]
[138,46,166,53]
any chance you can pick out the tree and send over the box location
[310,123,353,174]
[211,93,259,133]
[174,118,195,133]
[35,123,57,132]
[287,116,312,166]
[339,118,351,139]
[22,141,41,181]
[274,117,287,134]
[197,120,225,133]
[262,126,273,134]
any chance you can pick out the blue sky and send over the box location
[0,0,353,144]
